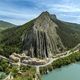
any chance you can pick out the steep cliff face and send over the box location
[22,12,65,58]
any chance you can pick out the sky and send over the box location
[0,0,80,25]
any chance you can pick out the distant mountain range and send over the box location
[0,11,80,58]
[0,20,16,32]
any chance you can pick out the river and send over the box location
[42,62,80,80]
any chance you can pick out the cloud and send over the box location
[0,0,80,24]
[0,0,46,25]
[49,4,80,13]
[0,9,38,25]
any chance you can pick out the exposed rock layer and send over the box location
[22,12,65,58]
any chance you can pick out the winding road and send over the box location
[1,43,80,80]
[36,49,79,74]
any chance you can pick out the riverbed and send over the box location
[42,63,80,80]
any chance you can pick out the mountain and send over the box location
[0,11,80,58]
[0,20,16,42]
[0,20,16,32]
[22,12,65,58]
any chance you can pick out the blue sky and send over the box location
[0,0,80,25]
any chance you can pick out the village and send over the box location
[9,52,48,66]
[9,43,80,67]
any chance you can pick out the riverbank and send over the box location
[0,47,80,80]
[1,51,80,80]
[40,51,80,75]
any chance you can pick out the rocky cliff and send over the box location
[22,11,65,58]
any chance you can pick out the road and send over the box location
[36,49,79,74]
[36,43,80,68]
[10,45,80,74]
[1,43,80,76]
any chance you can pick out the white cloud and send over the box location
[0,9,39,25]
[0,0,80,24]
[52,4,80,12]
[0,10,37,19]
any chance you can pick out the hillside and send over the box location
[0,11,80,58]
[0,20,16,32]
[50,17,80,49]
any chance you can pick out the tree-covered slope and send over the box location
[51,18,80,49]
[0,20,16,32]
[0,19,35,57]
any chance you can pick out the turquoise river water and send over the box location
[42,63,80,80]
